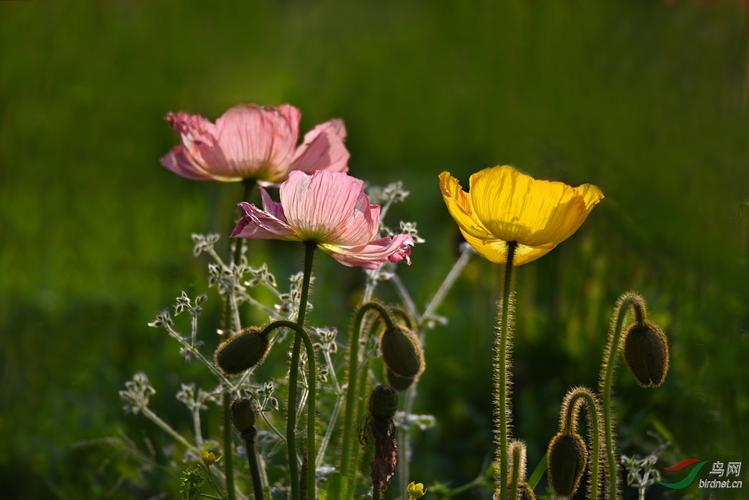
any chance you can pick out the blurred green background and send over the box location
[2,0,749,498]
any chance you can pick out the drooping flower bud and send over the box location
[370,384,399,419]
[214,327,269,375]
[547,432,587,497]
[380,326,424,378]
[384,367,416,392]
[230,398,256,435]
[623,321,669,388]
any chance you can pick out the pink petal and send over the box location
[160,146,217,181]
[259,187,287,221]
[327,193,381,246]
[165,111,236,180]
[280,171,364,240]
[214,104,301,180]
[231,201,296,240]
[323,234,414,269]
[290,119,350,174]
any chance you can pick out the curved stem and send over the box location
[599,293,646,500]
[286,243,315,500]
[509,445,521,500]
[339,302,395,498]
[560,388,602,500]
[261,319,318,500]
[242,429,265,500]
[494,241,516,500]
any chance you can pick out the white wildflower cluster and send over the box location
[119,373,156,415]
[120,179,474,497]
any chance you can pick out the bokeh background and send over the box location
[2,0,749,498]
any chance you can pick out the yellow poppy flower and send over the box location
[439,166,603,265]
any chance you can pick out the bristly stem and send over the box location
[509,444,521,500]
[560,387,603,500]
[599,292,647,500]
[287,242,315,500]
[339,302,395,499]
[494,241,516,500]
[261,319,318,500]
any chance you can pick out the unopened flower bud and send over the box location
[547,432,587,497]
[369,384,399,419]
[623,321,669,388]
[384,367,416,392]
[231,398,256,435]
[215,327,269,375]
[380,326,424,378]
[200,450,217,465]
[407,481,426,499]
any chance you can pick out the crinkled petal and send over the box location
[290,119,350,174]
[321,234,414,269]
[160,146,221,181]
[212,104,301,181]
[259,187,287,222]
[439,171,493,239]
[469,166,603,247]
[231,201,296,240]
[280,171,364,241]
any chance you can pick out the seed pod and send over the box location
[384,367,416,392]
[547,432,587,497]
[215,327,269,375]
[380,326,424,378]
[370,384,399,419]
[623,321,669,388]
[231,398,256,435]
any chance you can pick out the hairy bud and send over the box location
[380,326,424,378]
[547,432,587,497]
[384,367,416,392]
[623,321,669,388]
[215,327,269,375]
[231,398,256,435]
[370,384,399,419]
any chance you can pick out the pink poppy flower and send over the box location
[231,171,414,269]
[161,104,349,183]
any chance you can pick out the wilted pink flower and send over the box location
[161,104,349,183]
[231,171,414,269]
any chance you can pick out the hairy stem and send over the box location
[396,244,473,497]
[339,302,395,499]
[561,388,603,500]
[494,241,517,500]
[262,319,318,500]
[509,445,521,500]
[599,292,646,500]
[286,243,315,500]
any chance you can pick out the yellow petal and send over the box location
[469,166,603,247]
[461,230,554,266]
[438,171,493,239]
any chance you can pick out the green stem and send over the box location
[509,445,521,500]
[349,356,371,495]
[339,302,395,499]
[222,178,256,500]
[561,388,602,500]
[262,320,318,500]
[287,242,316,500]
[222,396,236,500]
[495,241,517,500]
[599,293,646,500]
